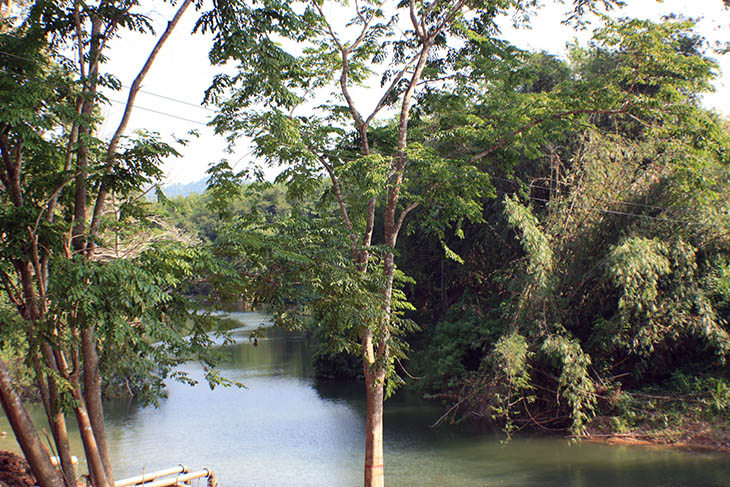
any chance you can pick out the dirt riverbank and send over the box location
[582,416,730,454]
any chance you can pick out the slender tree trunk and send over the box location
[48,382,77,487]
[71,383,110,487]
[362,325,387,487]
[363,363,385,487]
[0,359,64,487]
[82,325,112,481]
[35,353,76,487]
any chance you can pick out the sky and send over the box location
[97,0,730,185]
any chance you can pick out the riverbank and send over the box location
[583,415,730,454]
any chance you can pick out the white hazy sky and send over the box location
[99,1,730,185]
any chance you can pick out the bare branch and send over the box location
[49,99,83,222]
[0,268,23,309]
[87,0,194,254]
[409,0,425,41]
[311,0,344,51]
[27,227,46,310]
[429,0,468,42]
[0,131,12,191]
[73,0,86,79]
[93,1,136,70]
[364,54,419,127]
[0,132,22,206]
[311,0,368,150]
[339,51,368,147]
[313,151,360,258]
[35,172,80,234]
[395,40,432,157]
[392,200,420,242]
[349,3,374,52]
[362,196,376,248]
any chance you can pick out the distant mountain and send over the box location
[160,178,208,198]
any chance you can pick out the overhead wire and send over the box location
[489,174,675,213]
[0,56,215,126]
[0,47,218,112]
[0,66,212,126]
[0,50,725,227]
[493,189,700,225]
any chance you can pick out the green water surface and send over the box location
[2,312,730,486]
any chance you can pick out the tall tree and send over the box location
[200,1,621,486]
[0,2,225,486]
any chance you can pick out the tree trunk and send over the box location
[36,346,75,487]
[71,383,110,487]
[362,330,385,487]
[363,369,385,487]
[82,326,113,481]
[0,359,64,487]
[48,382,77,487]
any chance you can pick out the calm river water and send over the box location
[2,312,730,486]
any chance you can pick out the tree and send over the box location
[199,1,626,486]
[0,2,231,486]
[409,17,730,434]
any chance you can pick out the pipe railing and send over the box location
[114,465,190,487]
[125,468,212,487]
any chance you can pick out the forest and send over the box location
[1,1,729,487]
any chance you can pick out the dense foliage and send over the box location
[2,2,729,486]
[404,19,730,435]
[163,16,730,441]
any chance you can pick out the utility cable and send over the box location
[493,189,706,226]
[0,66,211,126]
[489,174,673,212]
[1,50,725,226]
[0,48,218,113]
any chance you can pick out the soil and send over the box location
[583,415,730,454]
[0,451,37,487]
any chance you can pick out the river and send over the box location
[2,312,730,486]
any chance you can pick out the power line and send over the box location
[489,175,672,213]
[0,66,211,126]
[494,190,702,225]
[0,51,724,227]
[105,96,210,125]
[134,88,217,113]
[0,48,218,113]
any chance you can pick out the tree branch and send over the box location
[87,0,194,255]
[27,227,46,311]
[349,2,373,52]
[311,1,368,151]
[0,132,22,206]
[312,151,360,257]
[35,172,79,234]
[311,0,344,51]
[364,54,419,127]
[430,0,468,41]
[73,0,86,80]
[362,196,376,249]
[470,106,630,162]
[0,268,23,309]
[409,0,425,41]
[392,200,420,242]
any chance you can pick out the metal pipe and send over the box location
[114,465,189,487]
[128,468,211,487]
[50,456,78,467]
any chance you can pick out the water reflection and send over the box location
[2,313,730,486]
